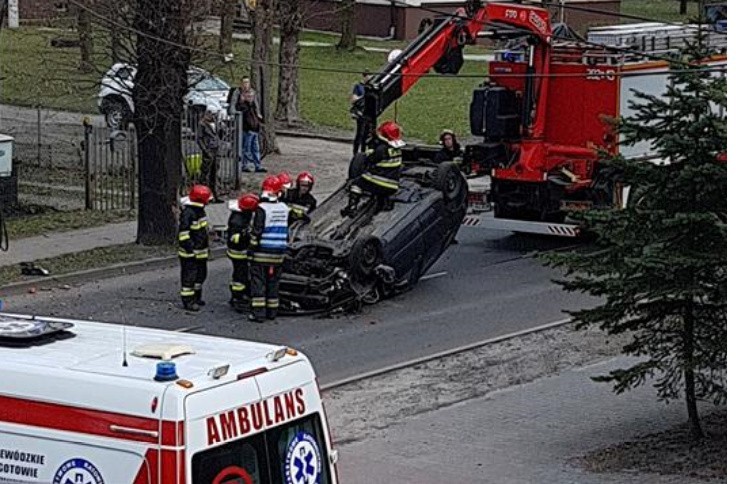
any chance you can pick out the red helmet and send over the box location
[261,175,283,196]
[277,171,292,189]
[188,184,212,205]
[296,171,315,187]
[377,121,405,148]
[238,193,260,212]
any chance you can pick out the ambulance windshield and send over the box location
[192,413,332,484]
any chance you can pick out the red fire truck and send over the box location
[362,1,726,236]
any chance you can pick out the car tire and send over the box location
[349,235,382,279]
[433,162,464,202]
[348,152,368,179]
[102,98,132,130]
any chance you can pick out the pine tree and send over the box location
[544,48,726,440]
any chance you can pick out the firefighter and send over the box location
[284,171,318,224]
[248,176,290,322]
[178,184,212,312]
[227,192,260,312]
[277,171,293,196]
[434,129,463,163]
[341,121,405,217]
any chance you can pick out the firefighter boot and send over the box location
[195,289,206,306]
[182,296,200,312]
[341,192,361,218]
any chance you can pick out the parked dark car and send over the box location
[279,157,467,314]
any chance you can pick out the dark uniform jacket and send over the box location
[434,145,463,163]
[178,203,209,259]
[283,188,317,223]
[226,211,253,260]
[362,142,403,191]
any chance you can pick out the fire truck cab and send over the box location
[0,313,338,484]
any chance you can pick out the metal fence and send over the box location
[0,103,243,212]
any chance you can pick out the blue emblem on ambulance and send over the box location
[284,432,322,484]
[53,458,105,484]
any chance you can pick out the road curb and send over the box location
[276,129,354,144]
[320,318,573,391]
[0,247,227,297]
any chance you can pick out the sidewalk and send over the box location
[2,134,352,271]
[335,356,722,484]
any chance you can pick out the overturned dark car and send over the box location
[279,156,468,314]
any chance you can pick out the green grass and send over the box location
[0,27,487,143]
[621,0,699,23]
[0,242,174,286]
[6,209,135,240]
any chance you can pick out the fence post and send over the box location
[83,118,93,210]
[129,126,136,211]
[234,115,242,191]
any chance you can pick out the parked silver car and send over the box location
[97,63,231,129]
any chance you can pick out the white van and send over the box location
[0,313,338,484]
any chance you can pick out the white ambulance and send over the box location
[0,313,338,484]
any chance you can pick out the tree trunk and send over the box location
[337,0,356,51]
[680,0,688,15]
[219,0,235,55]
[77,0,94,72]
[276,0,301,125]
[133,0,191,245]
[251,0,279,154]
[683,306,704,440]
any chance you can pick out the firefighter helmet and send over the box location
[188,184,212,205]
[277,171,292,190]
[238,193,260,212]
[296,171,315,187]
[377,121,405,148]
[261,175,283,196]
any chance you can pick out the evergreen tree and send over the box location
[544,48,726,440]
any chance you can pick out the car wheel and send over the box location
[102,98,131,130]
[433,162,464,202]
[349,235,382,279]
[348,152,368,179]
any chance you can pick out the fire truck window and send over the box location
[266,413,331,484]
[192,434,267,484]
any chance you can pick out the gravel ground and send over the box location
[324,323,725,481]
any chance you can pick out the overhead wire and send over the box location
[65,0,725,81]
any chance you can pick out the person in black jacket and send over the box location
[342,121,405,217]
[227,193,260,312]
[434,129,463,163]
[197,107,223,202]
[178,185,212,311]
[284,171,318,224]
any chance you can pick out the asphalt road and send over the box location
[2,226,595,384]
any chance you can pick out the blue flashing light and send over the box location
[154,362,179,382]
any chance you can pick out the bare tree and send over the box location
[275,0,301,125]
[251,0,279,154]
[133,0,192,245]
[77,0,94,72]
[219,0,235,56]
[337,0,356,51]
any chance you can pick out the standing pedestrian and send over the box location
[236,77,266,172]
[248,176,290,322]
[197,106,224,203]
[178,185,212,312]
[227,193,260,312]
[351,70,372,155]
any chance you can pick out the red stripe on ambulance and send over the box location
[0,395,184,446]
